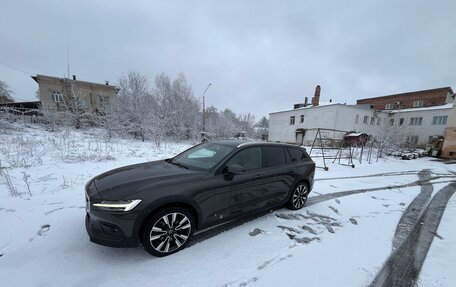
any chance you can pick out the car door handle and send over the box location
[288,169,294,173]
[255,174,263,179]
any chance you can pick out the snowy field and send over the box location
[0,124,455,287]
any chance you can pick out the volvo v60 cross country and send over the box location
[85,140,316,256]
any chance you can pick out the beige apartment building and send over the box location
[441,95,456,159]
[32,74,118,114]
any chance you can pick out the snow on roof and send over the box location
[387,103,453,113]
[269,102,341,114]
[346,132,365,137]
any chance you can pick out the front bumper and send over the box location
[85,213,138,248]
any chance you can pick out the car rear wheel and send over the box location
[287,182,309,210]
[141,207,194,257]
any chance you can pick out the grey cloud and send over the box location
[1,0,455,118]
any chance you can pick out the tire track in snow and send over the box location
[306,176,454,207]
[191,177,455,246]
[392,170,433,250]
[369,183,456,287]
[314,170,420,182]
[212,176,454,287]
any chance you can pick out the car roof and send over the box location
[209,140,304,149]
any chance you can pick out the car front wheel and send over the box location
[287,182,309,210]
[141,207,194,257]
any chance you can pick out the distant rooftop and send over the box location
[31,74,118,91]
[357,87,453,102]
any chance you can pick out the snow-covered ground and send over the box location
[0,124,455,287]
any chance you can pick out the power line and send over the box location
[0,59,33,76]
[11,96,35,102]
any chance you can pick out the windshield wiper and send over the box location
[167,158,189,169]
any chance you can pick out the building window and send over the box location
[300,115,304,123]
[290,116,295,125]
[385,104,393,110]
[432,115,448,125]
[406,136,419,144]
[355,114,359,124]
[399,118,404,125]
[413,100,423,107]
[428,136,434,144]
[100,95,109,106]
[410,117,423,126]
[363,116,368,124]
[370,117,375,125]
[51,91,63,102]
[390,118,394,126]
[377,118,381,125]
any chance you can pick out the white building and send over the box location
[269,86,453,147]
[387,104,452,146]
[269,103,379,145]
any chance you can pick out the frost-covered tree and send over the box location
[116,71,152,141]
[372,113,410,157]
[238,113,255,138]
[153,73,200,141]
[254,116,269,139]
[0,80,14,103]
[65,83,92,129]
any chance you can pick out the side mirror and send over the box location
[225,164,246,175]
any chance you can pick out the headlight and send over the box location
[93,199,142,212]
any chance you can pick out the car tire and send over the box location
[286,182,309,210]
[141,207,194,257]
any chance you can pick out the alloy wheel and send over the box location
[292,184,308,209]
[149,212,192,254]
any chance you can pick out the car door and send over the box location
[215,146,267,219]
[287,147,316,188]
[261,146,296,206]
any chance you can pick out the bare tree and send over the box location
[117,71,151,141]
[238,113,255,138]
[254,116,269,139]
[153,73,200,142]
[372,113,410,157]
[0,80,14,103]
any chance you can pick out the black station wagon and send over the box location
[85,140,316,256]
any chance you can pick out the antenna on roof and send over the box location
[67,35,70,79]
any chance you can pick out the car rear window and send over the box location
[287,147,307,162]
[264,146,287,167]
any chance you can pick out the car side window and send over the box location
[225,147,262,171]
[288,147,305,162]
[264,146,287,167]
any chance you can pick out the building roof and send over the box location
[0,101,41,109]
[387,103,453,113]
[269,103,369,115]
[31,74,118,92]
[357,87,453,102]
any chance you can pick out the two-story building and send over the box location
[32,74,118,114]
[441,95,456,158]
[357,87,453,110]
[269,86,454,147]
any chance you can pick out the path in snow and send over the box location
[306,175,454,206]
[190,174,454,248]
[314,170,420,182]
[369,182,456,287]
[392,169,433,250]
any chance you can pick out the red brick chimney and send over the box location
[311,85,321,106]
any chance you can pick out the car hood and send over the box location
[93,160,202,199]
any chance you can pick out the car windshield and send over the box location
[172,143,234,170]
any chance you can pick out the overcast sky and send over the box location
[1,0,455,119]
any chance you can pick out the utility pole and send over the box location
[202,83,212,132]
